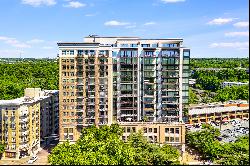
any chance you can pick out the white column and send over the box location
[179,48,183,122]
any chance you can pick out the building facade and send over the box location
[24,88,59,139]
[188,100,249,124]
[0,88,59,159]
[58,36,190,149]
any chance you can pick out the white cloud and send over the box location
[63,1,86,8]
[26,39,45,44]
[161,0,185,3]
[0,36,31,48]
[104,20,130,26]
[207,18,235,25]
[233,21,249,28]
[210,42,249,49]
[144,22,156,26]
[21,0,56,7]
[225,31,249,37]
[42,46,54,49]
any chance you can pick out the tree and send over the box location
[0,60,58,100]
[189,88,199,104]
[186,125,249,165]
[48,124,180,165]
[0,143,5,158]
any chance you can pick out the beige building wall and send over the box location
[0,101,40,159]
[0,88,59,159]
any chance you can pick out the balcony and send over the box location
[20,117,28,123]
[99,115,108,118]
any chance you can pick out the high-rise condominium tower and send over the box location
[58,36,190,147]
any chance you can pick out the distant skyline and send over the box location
[0,0,249,58]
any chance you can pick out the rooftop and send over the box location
[189,106,248,115]
[0,89,58,106]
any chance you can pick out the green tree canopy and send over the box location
[186,124,249,165]
[48,124,180,165]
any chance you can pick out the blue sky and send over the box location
[0,0,249,58]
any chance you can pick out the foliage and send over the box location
[213,85,249,102]
[189,58,249,103]
[186,125,249,165]
[188,88,199,104]
[0,60,58,100]
[192,69,249,91]
[0,143,5,155]
[190,58,249,69]
[48,124,180,165]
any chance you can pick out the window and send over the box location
[141,44,150,47]
[70,50,74,55]
[121,44,129,47]
[175,128,179,134]
[62,50,66,55]
[182,85,189,91]
[170,128,174,134]
[64,128,68,133]
[132,127,136,132]
[165,137,169,142]
[154,128,157,133]
[175,137,180,142]
[165,128,169,133]
[182,91,188,97]
[152,44,158,47]
[131,44,138,47]
[170,137,174,142]
[144,127,147,133]
[183,50,190,57]
[182,72,189,77]
[68,128,73,133]
[127,127,131,133]
[122,136,126,140]
[68,135,73,140]
[149,128,152,133]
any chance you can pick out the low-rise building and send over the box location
[221,82,249,88]
[188,100,249,124]
[0,88,59,159]
[119,122,185,149]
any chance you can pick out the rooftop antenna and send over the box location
[89,34,98,43]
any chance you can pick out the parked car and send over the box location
[28,155,38,164]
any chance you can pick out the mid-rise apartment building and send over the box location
[58,36,190,150]
[24,88,59,139]
[0,88,59,159]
